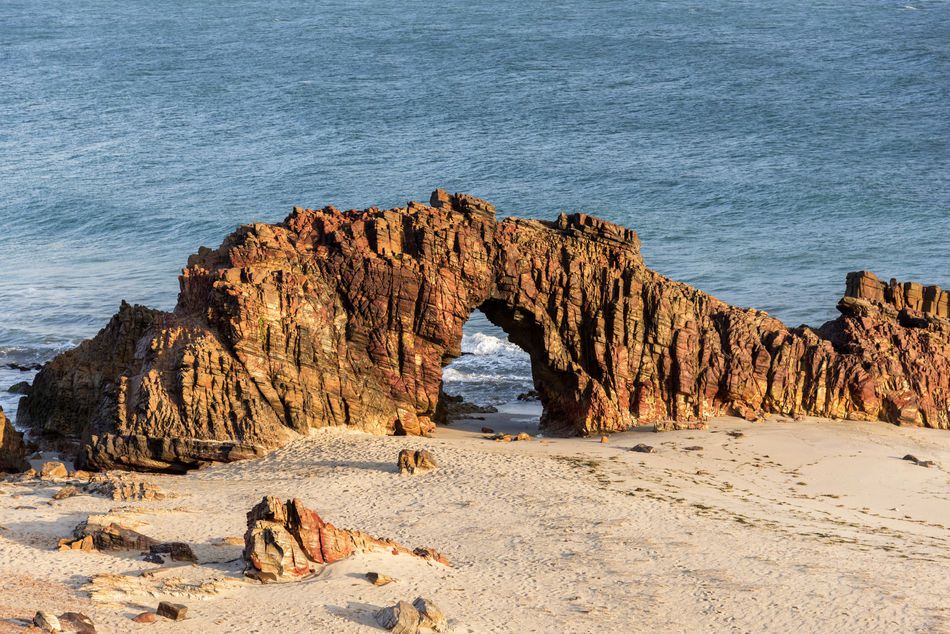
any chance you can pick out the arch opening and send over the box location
[438,307,541,433]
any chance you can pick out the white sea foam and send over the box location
[443,331,533,405]
[461,332,524,357]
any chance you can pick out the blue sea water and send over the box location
[1,1,948,416]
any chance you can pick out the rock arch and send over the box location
[18,190,950,471]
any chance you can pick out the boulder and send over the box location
[0,408,29,473]
[243,496,443,582]
[16,193,950,472]
[40,461,68,480]
[398,449,438,475]
[8,381,31,395]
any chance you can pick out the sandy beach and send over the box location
[1,410,947,633]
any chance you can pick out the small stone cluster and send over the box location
[376,597,448,634]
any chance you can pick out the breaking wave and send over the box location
[443,331,533,406]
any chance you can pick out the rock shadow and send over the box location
[325,600,383,629]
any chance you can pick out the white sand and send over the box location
[1,412,948,633]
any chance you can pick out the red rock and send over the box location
[243,496,441,582]
[16,193,950,472]
[131,612,156,623]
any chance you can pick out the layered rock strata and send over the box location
[17,191,949,471]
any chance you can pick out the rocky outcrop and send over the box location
[0,407,28,473]
[18,191,950,471]
[243,496,444,582]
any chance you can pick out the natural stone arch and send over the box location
[18,190,950,472]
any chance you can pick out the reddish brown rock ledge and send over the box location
[16,191,949,471]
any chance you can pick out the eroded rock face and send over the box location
[243,496,439,582]
[0,407,28,473]
[18,191,950,471]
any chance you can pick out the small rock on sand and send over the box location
[600,436,609,443]
[366,572,395,586]
[132,612,156,623]
[33,611,60,632]
[630,444,655,453]
[398,449,438,475]
[412,546,449,566]
[902,454,919,462]
[516,432,531,441]
[413,597,447,632]
[150,542,198,563]
[40,461,68,480]
[156,601,188,621]
[376,600,420,634]
[480,427,494,434]
[52,485,80,501]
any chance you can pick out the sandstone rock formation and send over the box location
[244,496,443,582]
[17,191,950,471]
[0,407,28,472]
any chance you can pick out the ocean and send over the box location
[1,0,948,417]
